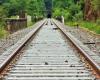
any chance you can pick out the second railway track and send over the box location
[0,19,100,80]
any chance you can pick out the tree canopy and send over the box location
[0,0,100,21]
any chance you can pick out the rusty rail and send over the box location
[0,19,99,79]
[52,19,100,78]
[0,19,47,76]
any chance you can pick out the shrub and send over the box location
[96,19,100,25]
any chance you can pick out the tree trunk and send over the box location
[84,0,98,21]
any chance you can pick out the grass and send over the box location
[0,21,34,39]
[66,21,100,34]
[0,21,8,38]
[0,28,8,38]
[27,21,34,27]
[10,16,18,19]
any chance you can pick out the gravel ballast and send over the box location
[65,25,100,56]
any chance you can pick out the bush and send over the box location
[0,28,7,38]
[96,19,100,25]
[74,11,83,21]
[95,27,100,34]
[66,21,100,34]
[53,8,62,17]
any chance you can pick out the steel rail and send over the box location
[52,19,100,78]
[0,19,47,76]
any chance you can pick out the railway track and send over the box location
[0,19,100,80]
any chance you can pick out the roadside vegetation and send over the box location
[0,0,45,38]
[0,18,7,38]
[66,21,100,34]
[0,0,100,38]
[0,29,8,38]
[66,22,100,34]
[52,0,100,34]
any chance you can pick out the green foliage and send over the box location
[53,8,62,17]
[96,19,100,25]
[27,0,37,16]
[81,21,100,34]
[2,0,27,17]
[73,11,83,21]
[92,0,100,11]
[0,6,7,18]
[1,0,84,20]
[27,0,45,17]
[0,28,8,38]
[53,0,84,21]
[66,21,100,34]
[0,0,99,36]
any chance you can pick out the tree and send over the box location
[2,0,27,17]
[84,0,100,21]
[52,0,84,21]
[92,0,100,18]
[27,0,45,17]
